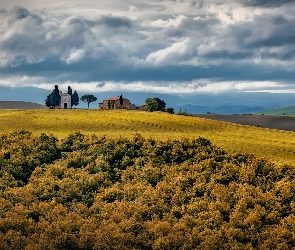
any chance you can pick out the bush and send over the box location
[1,132,295,249]
[166,107,174,114]
[177,108,189,116]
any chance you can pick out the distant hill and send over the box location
[254,105,295,115]
[0,101,47,110]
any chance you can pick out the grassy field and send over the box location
[1,109,295,165]
[254,105,295,115]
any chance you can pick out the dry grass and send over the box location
[1,109,295,165]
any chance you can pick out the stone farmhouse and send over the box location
[58,91,71,109]
[99,95,142,110]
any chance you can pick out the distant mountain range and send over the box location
[1,86,295,114]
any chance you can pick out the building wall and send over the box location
[114,98,131,109]
[99,97,134,110]
[60,93,71,109]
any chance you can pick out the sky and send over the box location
[0,0,295,96]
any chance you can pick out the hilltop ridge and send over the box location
[0,101,47,110]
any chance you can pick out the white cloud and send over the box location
[145,38,192,65]
[129,6,138,12]
[65,49,85,64]
[0,75,292,95]
[150,15,187,28]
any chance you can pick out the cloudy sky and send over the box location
[0,0,295,95]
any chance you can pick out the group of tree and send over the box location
[1,131,295,249]
[45,85,79,108]
[145,97,174,113]
[45,85,98,109]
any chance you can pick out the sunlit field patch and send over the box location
[0,109,295,165]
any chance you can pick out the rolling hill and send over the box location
[254,105,295,115]
[0,101,47,110]
[0,109,295,165]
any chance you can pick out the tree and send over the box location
[67,86,79,108]
[119,95,123,107]
[80,94,97,108]
[153,98,166,111]
[166,107,174,114]
[145,98,158,112]
[67,86,73,96]
[52,85,61,107]
[45,85,60,108]
[72,90,79,107]
[45,94,53,108]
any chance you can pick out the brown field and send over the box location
[194,114,295,132]
[0,101,47,110]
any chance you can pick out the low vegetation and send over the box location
[1,131,295,249]
[0,109,295,165]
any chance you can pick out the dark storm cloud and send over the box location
[197,7,295,64]
[241,0,294,7]
[0,6,134,68]
[7,6,42,25]
[98,15,132,28]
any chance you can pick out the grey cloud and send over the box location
[0,6,136,68]
[159,14,219,40]
[7,6,42,26]
[201,50,253,60]
[0,8,7,13]
[241,0,294,7]
[98,15,132,28]
[196,7,295,65]
[189,0,203,8]
[242,14,295,48]
[1,1,295,90]
[96,82,106,88]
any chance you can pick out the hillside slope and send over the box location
[254,105,295,115]
[194,114,295,132]
[0,101,47,110]
[0,109,295,165]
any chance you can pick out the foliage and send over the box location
[45,85,61,108]
[0,131,61,185]
[67,86,72,96]
[1,131,295,248]
[72,90,79,107]
[153,97,166,111]
[107,100,115,109]
[119,95,123,106]
[80,94,97,108]
[177,108,189,116]
[145,98,158,112]
[166,107,174,114]
[67,86,79,108]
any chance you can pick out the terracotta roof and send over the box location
[109,97,119,101]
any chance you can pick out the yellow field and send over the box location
[1,109,295,165]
